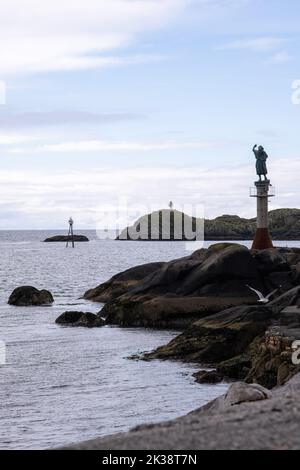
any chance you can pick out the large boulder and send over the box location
[55,311,105,327]
[222,382,271,407]
[128,244,262,298]
[193,370,224,384]
[8,286,54,306]
[177,244,262,296]
[84,262,165,302]
[85,244,295,308]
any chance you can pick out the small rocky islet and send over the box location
[43,234,89,242]
[83,242,300,389]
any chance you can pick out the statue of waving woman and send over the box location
[253,144,269,182]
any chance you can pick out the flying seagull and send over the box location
[246,285,280,304]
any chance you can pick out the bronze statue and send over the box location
[253,144,269,181]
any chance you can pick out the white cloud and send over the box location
[34,139,227,153]
[34,54,168,73]
[0,158,299,228]
[216,37,288,52]
[267,50,293,64]
[0,80,6,104]
[0,0,189,75]
[0,132,41,145]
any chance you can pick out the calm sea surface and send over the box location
[0,232,298,449]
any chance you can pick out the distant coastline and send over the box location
[116,208,300,241]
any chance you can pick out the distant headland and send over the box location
[116,208,300,241]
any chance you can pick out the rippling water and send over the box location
[1,232,298,450]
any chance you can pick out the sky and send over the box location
[0,0,300,229]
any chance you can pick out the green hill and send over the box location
[117,208,300,241]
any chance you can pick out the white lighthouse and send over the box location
[250,180,275,249]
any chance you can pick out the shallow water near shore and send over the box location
[0,231,298,450]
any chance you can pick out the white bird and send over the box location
[246,285,280,304]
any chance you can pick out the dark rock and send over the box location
[142,302,300,388]
[193,370,223,384]
[278,248,300,266]
[177,244,261,296]
[103,295,251,329]
[264,271,294,292]
[244,327,300,388]
[128,255,201,297]
[280,308,300,326]
[197,279,258,298]
[217,355,252,380]
[44,235,89,242]
[269,285,300,311]
[291,262,300,284]
[144,305,273,363]
[8,286,54,306]
[86,243,294,329]
[55,311,105,327]
[84,262,165,303]
[252,249,290,274]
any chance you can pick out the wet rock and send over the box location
[55,311,105,327]
[8,286,54,306]
[144,305,272,362]
[103,296,252,329]
[193,370,223,384]
[217,355,252,380]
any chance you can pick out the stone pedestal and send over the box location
[251,180,274,250]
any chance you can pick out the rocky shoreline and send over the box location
[62,373,300,450]
[82,243,300,388]
[57,242,300,449]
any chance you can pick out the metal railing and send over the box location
[250,186,275,197]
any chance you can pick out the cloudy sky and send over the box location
[1,0,300,229]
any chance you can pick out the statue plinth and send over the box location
[251,180,274,250]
